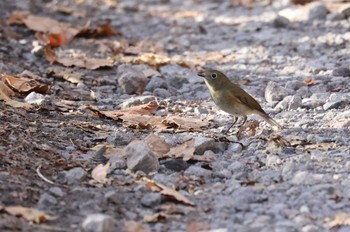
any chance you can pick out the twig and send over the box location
[36,165,55,185]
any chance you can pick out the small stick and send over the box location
[36,165,55,185]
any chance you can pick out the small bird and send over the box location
[198,69,282,134]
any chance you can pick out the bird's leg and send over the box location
[240,116,247,128]
[224,116,238,134]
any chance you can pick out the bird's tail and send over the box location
[258,112,283,129]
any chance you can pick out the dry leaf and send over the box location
[165,140,195,161]
[4,74,48,93]
[5,205,56,223]
[304,142,335,151]
[91,163,110,184]
[8,10,81,46]
[123,220,151,232]
[0,78,32,109]
[268,134,290,148]
[88,101,159,120]
[143,212,170,223]
[144,134,171,158]
[78,21,117,38]
[141,176,195,206]
[327,212,350,228]
[47,67,82,84]
[162,115,208,132]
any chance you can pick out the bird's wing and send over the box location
[229,85,266,114]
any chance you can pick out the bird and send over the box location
[198,69,282,134]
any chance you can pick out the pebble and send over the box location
[82,214,115,232]
[104,191,119,204]
[117,65,148,94]
[49,187,65,197]
[275,95,302,111]
[125,141,160,174]
[153,88,171,98]
[59,167,87,185]
[308,2,328,21]
[37,193,57,209]
[273,15,290,28]
[184,165,212,177]
[332,67,350,77]
[24,92,46,105]
[108,155,126,170]
[161,159,189,172]
[140,192,162,207]
[144,76,168,92]
[193,136,226,155]
[265,81,290,105]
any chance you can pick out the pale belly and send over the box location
[211,91,253,117]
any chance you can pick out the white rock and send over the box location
[82,214,115,232]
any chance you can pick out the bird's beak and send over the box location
[197,71,205,77]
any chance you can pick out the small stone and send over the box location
[184,165,212,177]
[193,137,226,155]
[285,80,305,91]
[159,64,190,89]
[37,193,57,209]
[273,15,289,28]
[308,2,328,21]
[145,77,167,92]
[24,92,46,105]
[323,95,349,110]
[49,187,65,197]
[225,143,243,154]
[59,167,87,185]
[162,159,189,171]
[265,81,290,104]
[108,156,126,170]
[125,141,160,174]
[265,155,282,167]
[140,192,162,207]
[82,214,115,232]
[227,161,244,173]
[120,95,156,108]
[104,191,119,204]
[291,171,308,185]
[281,162,296,181]
[275,95,302,111]
[333,67,350,77]
[153,88,171,98]
[117,65,148,95]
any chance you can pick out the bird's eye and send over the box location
[211,73,217,79]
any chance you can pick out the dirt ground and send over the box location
[1,0,350,231]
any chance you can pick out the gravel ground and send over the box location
[1,0,350,231]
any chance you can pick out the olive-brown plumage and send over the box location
[198,69,281,133]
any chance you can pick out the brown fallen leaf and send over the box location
[143,212,170,223]
[165,139,195,161]
[268,134,290,148]
[47,67,83,84]
[77,21,117,38]
[327,212,350,228]
[141,176,195,206]
[161,115,208,132]
[4,74,48,93]
[8,10,81,46]
[5,205,56,223]
[88,101,159,120]
[91,163,110,184]
[123,220,151,232]
[144,134,171,158]
[0,77,32,109]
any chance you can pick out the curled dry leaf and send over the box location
[77,21,117,38]
[4,74,48,93]
[164,139,212,162]
[143,212,170,223]
[5,205,57,223]
[47,67,82,84]
[327,212,350,228]
[141,176,195,206]
[0,77,32,109]
[268,134,290,148]
[8,10,81,46]
[91,163,110,184]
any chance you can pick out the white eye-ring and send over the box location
[211,73,217,79]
